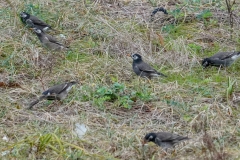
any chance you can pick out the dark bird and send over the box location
[151,7,168,21]
[143,132,190,150]
[32,28,68,51]
[131,53,166,79]
[28,81,77,109]
[20,11,52,31]
[151,7,168,17]
[202,51,240,68]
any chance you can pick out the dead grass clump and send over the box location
[202,132,229,160]
[158,37,199,70]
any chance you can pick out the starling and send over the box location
[20,11,52,31]
[32,28,68,51]
[131,53,166,79]
[143,132,190,150]
[202,51,240,68]
[28,81,77,109]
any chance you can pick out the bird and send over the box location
[151,7,168,21]
[202,51,240,68]
[142,132,190,150]
[28,81,77,109]
[20,11,52,31]
[130,53,166,79]
[32,28,69,51]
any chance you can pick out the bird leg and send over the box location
[146,78,155,93]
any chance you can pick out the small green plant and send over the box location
[196,9,213,28]
[131,90,152,102]
[196,9,212,20]
[93,96,111,110]
[37,133,52,152]
[162,24,175,33]
[188,43,202,54]
[226,77,236,102]
[25,3,41,15]
[170,8,183,19]
[92,82,130,109]
[90,82,154,109]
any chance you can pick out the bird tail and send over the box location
[158,72,167,77]
[180,136,191,141]
[28,96,45,109]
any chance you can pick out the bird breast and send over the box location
[66,85,73,93]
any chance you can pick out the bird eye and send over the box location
[149,135,153,139]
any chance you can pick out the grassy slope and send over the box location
[1,0,240,159]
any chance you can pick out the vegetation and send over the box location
[1,0,240,159]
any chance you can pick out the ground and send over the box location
[1,0,240,159]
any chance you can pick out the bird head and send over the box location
[20,12,29,18]
[142,133,157,145]
[131,53,142,61]
[202,58,210,68]
[69,80,78,85]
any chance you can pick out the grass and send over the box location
[1,0,240,159]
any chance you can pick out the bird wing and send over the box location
[25,19,35,28]
[156,132,175,141]
[42,83,68,95]
[58,83,71,94]
[207,59,228,67]
[30,15,51,27]
[211,52,235,60]
[154,137,163,146]
[156,132,187,142]
[154,137,174,149]
[45,34,63,46]
[137,61,158,73]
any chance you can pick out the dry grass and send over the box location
[1,0,240,159]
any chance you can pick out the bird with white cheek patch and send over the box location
[130,53,167,79]
[142,132,190,151]
[202,51,240,68]
[28,81,78,109]
[32,28,69,51]
[20,11,52,31]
